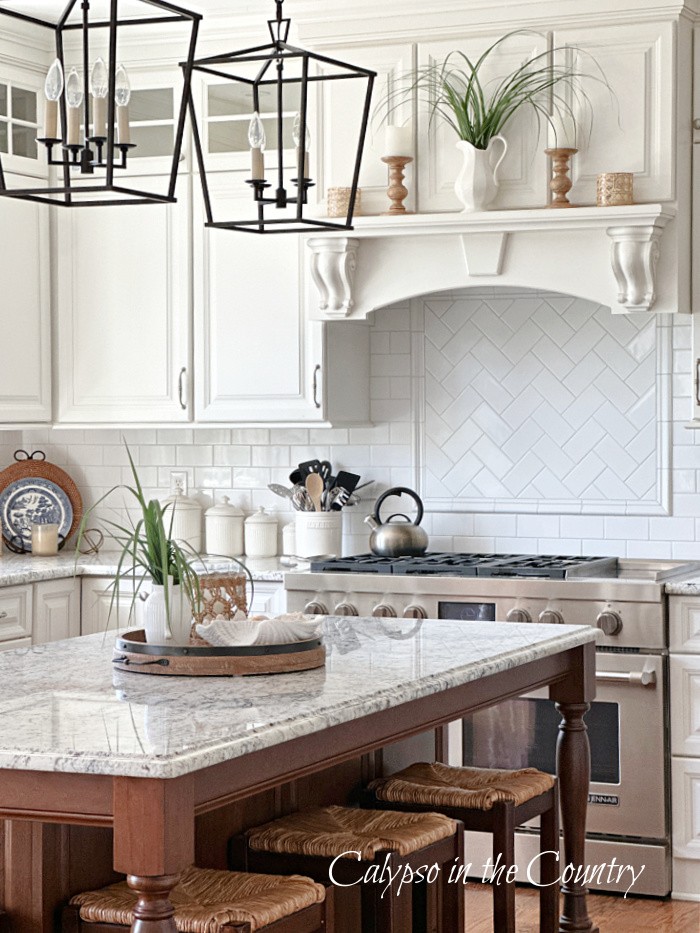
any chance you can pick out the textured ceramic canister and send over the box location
[596,172,633,207]
[205,496,244,557]
[244,507,278,557]
[162,491,203,552]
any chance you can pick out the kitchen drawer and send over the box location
[0,636,31,652]
[672,757,700,860]
[249,582,286,616]
[0,586,32,643]
[671,654,700,756]
[670,597,700,653]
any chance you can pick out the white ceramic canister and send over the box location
[244,507,278,558]
[295,511,342,558]
[162,491,203,553]
[205,496,244,557]
[282,522,296,556]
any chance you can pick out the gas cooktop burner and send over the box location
[308,552,619,580]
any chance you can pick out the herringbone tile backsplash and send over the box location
[416,291,666,514]
[9,288,700,558]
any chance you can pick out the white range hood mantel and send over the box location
[306,203,681,319]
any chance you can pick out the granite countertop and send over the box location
[665,576,700,595]
[0,617,596,779]
[0,552,296,587]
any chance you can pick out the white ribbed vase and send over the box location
[142,580,191,646]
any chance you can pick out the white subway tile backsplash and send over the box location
[8,297,700,560]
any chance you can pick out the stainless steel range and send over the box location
[285,552,700,896]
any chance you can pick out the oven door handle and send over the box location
[596,670,657,687]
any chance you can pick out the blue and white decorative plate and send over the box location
[0,477,73,547]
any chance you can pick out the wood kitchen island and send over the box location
[0,618,598,933]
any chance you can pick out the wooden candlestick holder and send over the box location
[544,147,578,208]
[381,155,413,215]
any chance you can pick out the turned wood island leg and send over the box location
[113,776,195,933]
[550,643,599,933]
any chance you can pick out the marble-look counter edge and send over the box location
[0,621,597,779]
[665,575,700,595]
[0,553,293,587]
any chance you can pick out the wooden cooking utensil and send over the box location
[305,472,324,512]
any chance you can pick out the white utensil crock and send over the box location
[142,579,191,645]
[295,511,342,558]
[454,136,508,212]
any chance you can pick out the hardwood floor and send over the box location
[464,883,700,932]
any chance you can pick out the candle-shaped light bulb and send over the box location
[248,111,266,181]
[292,112,311,179]
[115,64,131,144]
[90,56,108,138]
[65,68,83,146]
[43,58,64,139]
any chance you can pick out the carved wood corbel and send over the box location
[307,237,359,317]
[606,221,668,312]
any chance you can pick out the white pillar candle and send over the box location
[67,106,81,146]
[43,99,58,139]
[31,523,59,557]
[296,146,310,179]
[251,146,265,180]
[117,104,130,144]
[550,108,577,149]
[384,124,412,157]
[92,95,107,138]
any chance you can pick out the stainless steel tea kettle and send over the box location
[364,486,429,557]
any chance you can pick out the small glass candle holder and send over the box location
[31,522,59,557]
[596,172,634,207]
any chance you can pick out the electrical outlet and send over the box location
[169,471,188,496]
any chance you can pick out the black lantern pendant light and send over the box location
[187,0,375,233]
[0,0,200,207]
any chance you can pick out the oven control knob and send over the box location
[372,603,397,618]
[334,601,358,617]
[596,610,623,636]
[506,608,532,624]
[403,604,427,620]
[539,609,564,625]
[304,600,328,616]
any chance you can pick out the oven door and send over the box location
[461,652,667,840]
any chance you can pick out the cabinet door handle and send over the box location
[0,611,7,619]
[312,364,321,409]
[178,367,187,410]
[694,118,700,131]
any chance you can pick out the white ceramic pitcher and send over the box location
[454,136,508,212]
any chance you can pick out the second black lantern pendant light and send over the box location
[187,0,375,234]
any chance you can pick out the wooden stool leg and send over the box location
[126,874,179,933]
[360,853,410,933]
[439,828,465,933]
[539,788,560,933]
[491,804,516,933]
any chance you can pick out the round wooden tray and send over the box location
[113,630,326,677]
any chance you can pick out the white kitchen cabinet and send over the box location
[248,581,286,616]
[81,576,152,636]
[416,33,549,213]
[55,174,191,424]
[193,175,370,424]
[0,636,31,652]
[670,595,700,896]
[553,21,675,205]
[316,42,415,217]
[0,584,31,643]
[32,578,81,644]
[0,172,51,423]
